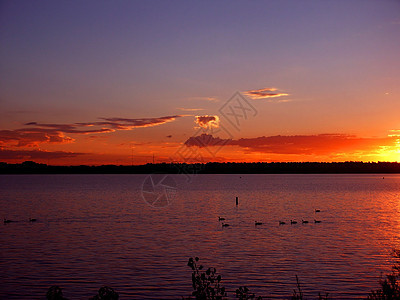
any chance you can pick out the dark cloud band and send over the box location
[184,133,395,155]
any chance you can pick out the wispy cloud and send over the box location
[24,122,113,134]
[195,115,220,129]
[388,129,400,137]
[100,116,181,129]
[188,96,218,102]
[177,107,204,111]
[1,115,182,148]
[27,115,182,132]
[244,87,289,100]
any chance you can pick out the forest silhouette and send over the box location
[2,161,400,174]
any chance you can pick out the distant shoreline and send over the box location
[1,161,400,174]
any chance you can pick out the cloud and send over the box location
[23,123,113,134]
[27,115,182,132]
[184,133,395,156]
[388,129,400,137]
[195,115,220,129]
[244,87,289,100]
[177,107,204,111]
[101,115,181,128]
[185,133,230,148]
[188,96,218,102]
[230,134,389,155]
[0,129,74,147]
[0,149,83,159]
[24,122,76,131]
[0,115,182,148]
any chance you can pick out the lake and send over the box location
[1,174,400,299]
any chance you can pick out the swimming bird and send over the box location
[4,218,13,224]
[255,221,263,226]
[279,221,286,225]
[221,223,230,227]
[302,220,309,224]
[290,220,297,224]
[29,218,37,222]
[315,209,321,213]
[314,219,322,223]
[218,217,225,221]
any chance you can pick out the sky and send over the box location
[1,0,400,165]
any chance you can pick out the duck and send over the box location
[290,220,297,224]
[255,221,263,226]
[302,220,309,224]
[314,219,322,223]
[29,218,37,222]
[218,217,225,221]
[315,209,321,213]
[279,221,286,225]
[221,223,230,227]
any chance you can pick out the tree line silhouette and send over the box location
[2,161,400,174]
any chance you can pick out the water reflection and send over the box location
[1,174,400,298]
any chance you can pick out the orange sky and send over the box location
[1,1,400,165]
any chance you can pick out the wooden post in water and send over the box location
[236,196,238,206]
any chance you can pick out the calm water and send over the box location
[1,174,400,299]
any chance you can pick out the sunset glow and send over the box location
[1,1,399,165]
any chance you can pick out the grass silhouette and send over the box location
[44,250,400,299]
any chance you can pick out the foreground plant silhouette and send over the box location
[291,275,329,300]
[46,286,67,300]
[44,250,400,299]
[291,275,304,300]
[235,286,262,300]
[185,257,228,299]
[90,286,119,300]
[46,285,118,300]
[367,249,400,299]
[184,257,331,300]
